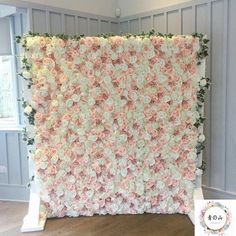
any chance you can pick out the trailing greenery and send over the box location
[16,29,207,45]
[27,175,35,188]
[192,32,210,65]
[22,127,35,146]
[21,99,36,126]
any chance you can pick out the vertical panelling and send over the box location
[0,133,8,184]
[196,4,208,33]
[12,13,24,125]
[167,10,180,34]
[2,0,235,201]
[120,21,129,34]
[196,3,211,187]
[18,133,28,185]
[65,14,76,36]
[111,22,119,34]
[49,12,62,34]
[181,7,193,34]
[121,0,236,197]
[210,0,225,189]
[130,19,139,34]
[89,18,99,35]
[153,14,165,33]
[78,16,88,35]
[226,0,236,193]
[101,20,110,33]
[32,9,46,33]
[6,133,21,185]
[0,132,29,200]
[141,16,152,32]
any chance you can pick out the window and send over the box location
[0,17,19,130]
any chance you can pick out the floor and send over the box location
[0,201,194,236]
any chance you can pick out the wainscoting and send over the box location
[118,0,236,199]
[0,131,29,201]
[0,0,235,201]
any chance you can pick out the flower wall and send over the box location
[19,33,209,217]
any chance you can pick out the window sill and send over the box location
[0,118,24,132]
[0,125,24,132]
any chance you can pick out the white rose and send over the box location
[198,134,205,142]
[159,75,167,83]
[22,70,31,79]
[24,105,33,114]
[79,45,87,54]
[103,76,111,84]
[129,56,137,64]
[143,170,150,181]
[187,152,197,160]
[51,155,59,164]
[157,180,165,189]
[200,79,207,87]
[196,168,203,175]
[120,168,127,177]
[40,88,48,97]
[159,111,167,120]
[51,100,59,107]
[66,99,73,108]
[88,97,95,106]
[136,182,144,195]
[71,94,80,103]
[111,53,118,60]
[147,50,155,59]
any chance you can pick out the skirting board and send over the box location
[203,185,236,199]
[0,184,29,202]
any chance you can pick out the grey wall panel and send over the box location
[89,18,99,35]
[65,14,76,35]
[153,14,165,34]
[130,19,139,34]
[49,12,63,34]
[123,0,235,197]
[32,9,46,33]
[181,7,193,34]
[19,134,28,185]
[111,22,119,34]
[78,17,88,35]
[7,133,21,185]
[196,3,211,187]
[226,0,236,193]
[0,132,29,201]
[141,16,152,32]
[167,10,180,34]
[0,133,8,184]
[12,13,25,125]
[210,0,225,190]
[120,21,129,34]
[196,4,208,34]
[101,20,110,33]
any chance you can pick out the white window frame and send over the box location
[0,16,22,131]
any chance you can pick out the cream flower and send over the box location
[198,134,205,142]
[22,70,31,79]
[24,105,33,114]
[200,79,207,86]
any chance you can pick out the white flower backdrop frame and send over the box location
[18,32,209,232]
